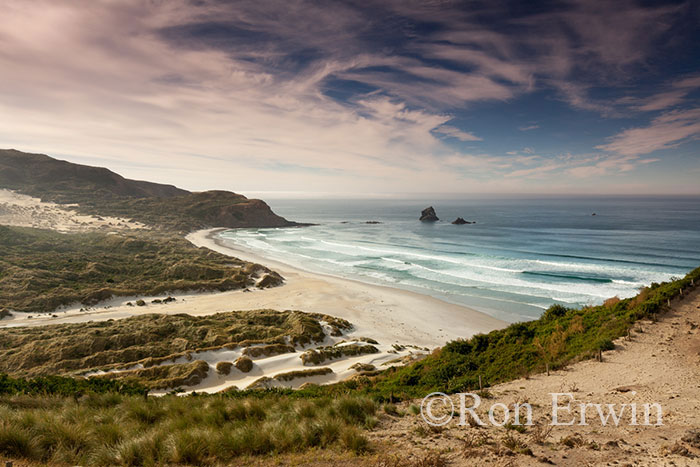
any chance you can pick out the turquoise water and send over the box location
[218,197,700,322]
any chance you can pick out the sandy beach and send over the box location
[2,227,505,348]
[187,228,506,348]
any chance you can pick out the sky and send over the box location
[1,0,699,197]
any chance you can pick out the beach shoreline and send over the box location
[186,228,506,348]
[1,227,505,350]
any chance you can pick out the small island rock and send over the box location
[419,206,439,222]
[452,217,472,225]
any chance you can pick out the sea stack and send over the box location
[420,206,439,222]
[452,217,472,225]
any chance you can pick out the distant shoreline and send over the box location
[187,228,506,349]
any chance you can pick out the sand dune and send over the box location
[0,188,145,232]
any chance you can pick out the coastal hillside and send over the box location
[0,149,295,231]
[0,149,187,202]
[0,272,698,466]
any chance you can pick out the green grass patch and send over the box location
[0,393,375,464]
[0,225,282,313]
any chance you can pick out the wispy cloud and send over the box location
[597,108,700,156]
[433,125,482,142]
[0,0,696,194]
[618,73,700,112]
[518,125,539,131]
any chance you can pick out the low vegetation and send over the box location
[300,344,380,365]
[294,266,700,400]
[0,374,146,397]
[0,310,349,388]
[77,191,296,232]
[100,360,211,390]
[248,368,334,389]
[0,225,282,313]
[0,392,376,465]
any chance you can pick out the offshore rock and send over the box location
[419,206,439,222]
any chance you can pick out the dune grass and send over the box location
[0,392,376,465]
[0,225,283,314]
[0,309,350,389]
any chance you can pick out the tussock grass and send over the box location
[0,393,376,464]
[0,225,278,313]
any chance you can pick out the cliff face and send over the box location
[0,149,296,231]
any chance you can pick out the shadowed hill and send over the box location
[0,149,187,203]
[80,190,296,231]
[0,149,297,231]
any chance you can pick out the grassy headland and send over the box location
[0,149,297,231]
[77,190,299,232]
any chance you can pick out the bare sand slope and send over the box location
[370,287,700,466]
[0,188,144,231]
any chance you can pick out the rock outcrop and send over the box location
[452,217,475,225]
[419,206,439,222]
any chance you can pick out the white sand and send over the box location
[187,228,506,348]
[0,188,145,232]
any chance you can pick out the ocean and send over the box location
[218,197,700,322]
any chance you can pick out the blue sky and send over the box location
[0,0,699,196]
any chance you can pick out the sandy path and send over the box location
[370,286,700,466]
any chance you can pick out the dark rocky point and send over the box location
[452,217,474,225]
[419,206,439,222]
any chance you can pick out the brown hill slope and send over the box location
[0,149,187,203]
[0,149,296,230]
